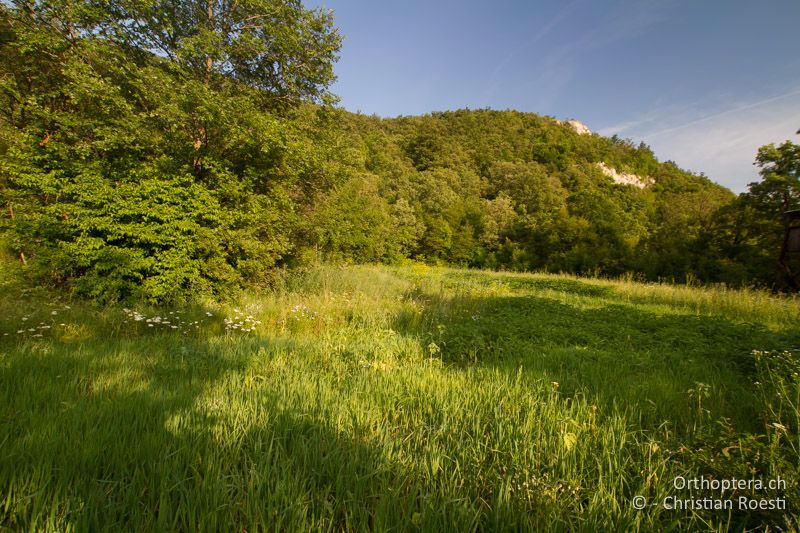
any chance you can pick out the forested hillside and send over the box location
[312,109,735,280]
[1,1,797,303]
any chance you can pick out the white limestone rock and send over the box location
[554,118,592,135]
[596,162,654,189]
[565,119,592,135]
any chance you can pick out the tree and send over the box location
[8,0,341,101]
[753,139,800,288]
[718,137,800,289]
[751,140,800,213]
[101,0,341,100]
[0,0,342,302]
[306,174,393,263]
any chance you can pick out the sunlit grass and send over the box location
[1,263,798,531]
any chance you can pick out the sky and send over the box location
[305,0,800,192]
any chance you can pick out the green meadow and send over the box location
[1,264,798,531]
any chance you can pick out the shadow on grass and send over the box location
[0,332,544,531]
[0,334,253,530]
[1,278,796,531]
[439,269,613,298]
[394,289,799,434]
[391,286,800,530]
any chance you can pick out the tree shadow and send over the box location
[2,284,796,531]
[394,288,799,435]
[439,269,613,298]
[0,330,543,531]
[0,333,254,530]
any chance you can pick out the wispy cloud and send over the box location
[486,0,583,101]
[523,0,674,110]
[599,88,800,192]
[489,0,582,80]
[573,0,672,50]
[603,89,800,139]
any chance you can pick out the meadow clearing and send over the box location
[1,264,798,531]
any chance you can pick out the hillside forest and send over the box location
[1,1,799,303]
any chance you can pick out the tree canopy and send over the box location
[713,138,800,289]
[0,0,342,301]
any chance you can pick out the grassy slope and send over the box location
[0,264,798,531]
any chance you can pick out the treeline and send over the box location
[316,111,799,290]
[1,1,797,302]
[317,111,732,276]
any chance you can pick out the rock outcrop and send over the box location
[565,119,592,135]
[554,118,592,135]
[596,162,654,189]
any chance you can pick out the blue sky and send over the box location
[306,0,800,192]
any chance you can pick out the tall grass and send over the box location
[1,264,798,531]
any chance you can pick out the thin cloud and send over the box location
[635,88,800,140]
[490,0,582,80]
[601,89,800,192]
[486,0,583,100]
[526,0,674,110]
[578,0,672,50]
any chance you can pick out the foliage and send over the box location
[328,109,736,280]
[710,139,800,288]
[0,1,340,302]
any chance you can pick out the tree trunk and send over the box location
[205,0,214,87]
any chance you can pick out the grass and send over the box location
[1,263,798,531]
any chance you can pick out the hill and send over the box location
[297,107,735,278]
